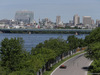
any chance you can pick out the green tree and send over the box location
[34,38,66,56]
[86,42,100,60]
[78,39,86,47]
[43,38,69,56]
[34,48,56,62]
[26,54,44,75]
[85,27,100,45]
[85,28,100,73]
[67,35,79,50]
[0,37,25,72]
[90,59,100,73]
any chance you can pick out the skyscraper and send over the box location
[15,10,34,24]
[83,16,92,25]
[91,19,94,25]
[56,16,61,25]
[73,14,80,25]
[96,19,100,25]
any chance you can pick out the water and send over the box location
[0,33,88,51]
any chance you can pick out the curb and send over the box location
[51,52,85,75]
[85,60,93,75]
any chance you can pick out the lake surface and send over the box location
[0,33,88,51]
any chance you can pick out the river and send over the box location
[0,33,88,51]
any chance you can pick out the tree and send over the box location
[26,54,44,75]
[77,38,86,47]
[34,48,56,62]
[30,47,56,74]
[86,42,100,60]
[67,35,79,50]
[90,59,100,73]
[85,28,100,73]
[0,37,25,72]
[85,27,100,45]
[43,38,69,56]
[34,38,69,56]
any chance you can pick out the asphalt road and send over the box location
[51,53,92,75]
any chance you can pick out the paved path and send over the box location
[51,53,92,75]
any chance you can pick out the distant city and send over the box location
[0,10,100,29]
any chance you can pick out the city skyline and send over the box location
[15,10,34,24]
[0,0,100,22]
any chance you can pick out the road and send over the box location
[51,53,92,75]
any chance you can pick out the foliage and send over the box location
[25,55,44,74]
[34,37,69,56]
[34,48,56,62]
[8,29,91,34]
[0,37,30,74]
[8,70,35,75]
[0,35,85,75]
[85,27,100,73]
[67,35,78,50]
[86,42,100,60]
[30,47,56,74]
[90,59,100,73]
[31,37,70,72]
[67,35,84,50]
[78,38,86,47]
[0,38,25,71]
[85,27,100,45]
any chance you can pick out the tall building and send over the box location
[73,14,80,25]
[91,19,94,25]
[15,10,34,24]
[56,16,61,25]
[42,18,51,26]
[83,16,92,25]
[96,19,100,25]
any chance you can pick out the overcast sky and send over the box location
[0,0,100,22]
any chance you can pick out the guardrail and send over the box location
[36,47,86,75]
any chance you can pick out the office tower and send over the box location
[42,18,51,26]
[96,19,100,25]
[56,16,61,25]
[91,19,94,25]
[73,14,80,25]
[83,16,92,25]
[15,10,34,24]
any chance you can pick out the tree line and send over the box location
[2,30,90,34]
[85,27,100,73]
[0,35,86,75]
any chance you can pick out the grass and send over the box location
[43,51,85,75]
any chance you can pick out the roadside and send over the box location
[87,61,93,75]
[43,51,85,75]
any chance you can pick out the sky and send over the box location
[0,0,100,23]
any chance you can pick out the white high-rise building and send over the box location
[83,16,92,25]
[73,14,80,26]
[56,16,61,25]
